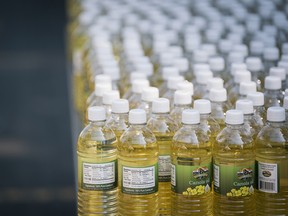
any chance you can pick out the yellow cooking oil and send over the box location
[255,107,288,215]
[171,109,213,216]
[118,109,159,215]
[213,110,255,216]
[77,106,118,215]
[147,98,178,215]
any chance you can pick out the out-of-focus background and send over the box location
[0,0,76,215]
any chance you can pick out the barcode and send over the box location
[259,181,275,191]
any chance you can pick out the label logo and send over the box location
[192,167,209,180]
[262,170,271,177]
[237,168,253,180]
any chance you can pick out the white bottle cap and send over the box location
[264,76,281,90]
[88,106,106,121]
[95,83,112,97]
[196,70,213,84]
[239,81,257,96]
[232,44,248,57]
[182,109,200,124]
[218,39,232,54]
[103,90,120,105]
[174,90,192,105]
[112,99,129,114]
[247,92,264,106]
[132,79,150,93]
[193,63,210,74]
[278,61,288,75]
[162,67,180,81]
[194,99,211,114]
[129,109,147,124]
[236,99,254,114]
[209,88,227,102]
[173,58,189,72]
[225,110,244,125]
[193,50,209,63]
[245,57,262,72]
[234,70,251,84]
[95,74,112,84]
[269,67,286,81]
[209,57,225,72]
[153,40,169,54]
[169,46,183,58]
[135,63,153,77]
[168,76,185,90]
[152,98,170,113]
[228,51,245,64]
[177,81,194,96]
[102,66,120,80]
[159,52,174,65]
[130,72,147,83]
[142,87,159,102]
[201,44,217,57]
[267,107,285,122]
[231,63,247,76]
[207,78,224,91]
[263,47,279,61]
[283,97,288,110]
[250,41,264,55]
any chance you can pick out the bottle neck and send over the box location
[200,113,210,120]
[151,112,170,119]
[129,123,147,129]
[266,121,286,127]
[89,120,106,127]
[226,123,244,130]
[182,123,200,130]
[264,89,281,95]
[173,104,191,109]
[111,112,128,119]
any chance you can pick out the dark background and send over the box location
[0,0,76,215]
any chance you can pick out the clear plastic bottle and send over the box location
[163,75,184,108]
[255,107,288,215]
[138,87,159,119]
[203,77,224,99]
[77,106,118,215]
[247,91,266,127]
[128,79,150,109]
[122,72,147,99]
[209,88,230,130]
[194,70,213,100]
[158,67,180,96]
[269,67,286,91]
[173,57,191,81]
[263,47,279,76]
[208,56,225,79]
[118,109,159,216]
[249,41,264,59]
[102,90,120,119]
[245,57,264,91]
[106,99,129,140]
[171,109,213,216]
[264,76,283,109]
[224,63,247,91]
[239,81,257,100]
[147,98,178,216]
[170,90,192,128]
[213,110,255,216]
[194,99,220,147]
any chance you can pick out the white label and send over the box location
[123,166,155,189]
[171,164,176,186]
[159,155,171,176]
[258,162,278,193]
[83,162,115,185]
[214,164,220,188]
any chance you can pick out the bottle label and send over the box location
[158,155,171,182]
[256,161,279,193]
[122,164,158,195]
[213,162,255,197]
[82,160,117,191]
[171,162,212,195]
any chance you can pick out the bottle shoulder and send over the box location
[120,126,157,145]
[79,124,116,142]
[256,124,288,145]
[173,126,210,145]
[147,116,178,134]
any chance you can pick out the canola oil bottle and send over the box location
[171,109,213,215]
[147,98,178,215]
[255,107,288,215]
[118,109,159,215]
[77,106,118,215]
[213,110,255,216]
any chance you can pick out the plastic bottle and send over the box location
[138,87,159,119]
[118,109,159,215]
[264,76,283,109]
[163,75,184,108]
[249,41,264,59]
[147,98,178,215]
[239,81,257,100]
[158,67,180,96]
[208,56,225,79]
[122,72,147,99]
[106,99,129,140]
[128,79,150,109]
[170,90,192,128]
[171,109,213,216]
[77,106,118,215]
[102,90,120,119]
[255,107,288,215]
[269,67,286,91]
[209,88,230,129]
[277,61,288,89]
[203,77,224,99]
[263,47,279,76]
[247,92,266,126]
[224,63,247,90]
[245,57,264,91]
[173,57,191,81]
[194,99,220,146]
[213,110,255,216]
[194,70,213,100]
